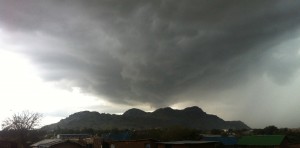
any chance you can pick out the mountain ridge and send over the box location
[42,106,250,130]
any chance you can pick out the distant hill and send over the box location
[42,106,250,130]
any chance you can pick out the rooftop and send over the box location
[30,139,64,147]
[237,135,286,146]
[158,141,219,145]
[202,136,237,145]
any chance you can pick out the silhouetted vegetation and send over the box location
[252,125,290,135]
[0,111,44,148]
[130,126,202,141]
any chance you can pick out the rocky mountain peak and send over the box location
[123,108,147,116]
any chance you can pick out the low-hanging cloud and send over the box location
[1,0,300,111]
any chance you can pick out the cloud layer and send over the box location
[1,0,300,127]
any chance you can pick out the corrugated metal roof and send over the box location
[31,139,83,148]
[237,135,285,146]
[202,136,237,145]
[30,139,64,147]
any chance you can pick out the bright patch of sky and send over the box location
[0,29,154,128]
[0,32,110,127]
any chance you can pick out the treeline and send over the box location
[252,125,290,135]
[47,125,300,139]
[48,126,202,141]
[252,125,300,143]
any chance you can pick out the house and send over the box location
[157,141,222,148]
[57,134,90,139]
[106,139,158,148]
[237,135,288,148]
[288,144,300,148]
[30,139,84,148]
[101,131,131,141]
[202,135,237,147]
[0,140,18,148]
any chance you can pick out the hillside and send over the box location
[42,106,250,130]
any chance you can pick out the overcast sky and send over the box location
[1,0,300,128]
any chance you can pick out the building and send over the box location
[30,139,84,148]
[288,144,300,148]
[202,135,237,147]
[0,140,18,148]
[101,131,131,141]
[237,135,288,148]
[57,134,90,139]
[107,139,158,148]
[157,141,222,148]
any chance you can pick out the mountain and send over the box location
[123,108,148,117]
[42,106,250,130]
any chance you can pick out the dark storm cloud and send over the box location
[1,0,300,107]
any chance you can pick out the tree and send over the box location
[1,111,43,148]
[2,110,42,130]
[263,125,279,135]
